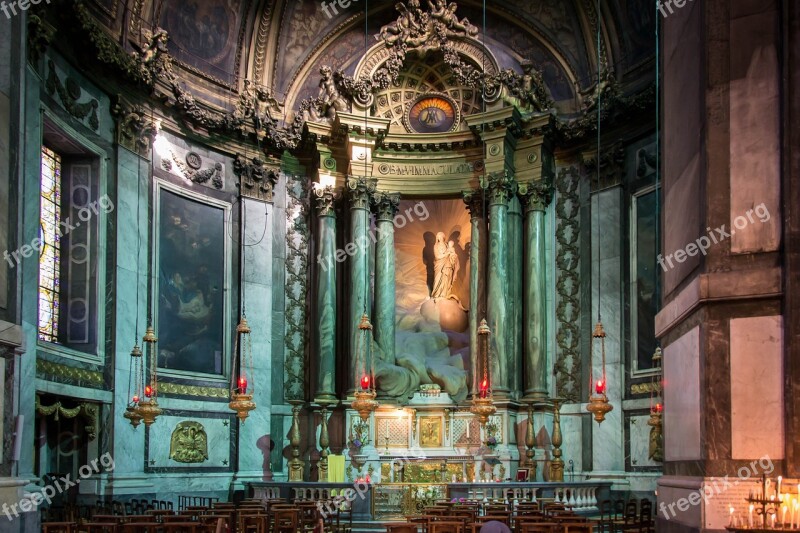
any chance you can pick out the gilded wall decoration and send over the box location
[554,167,581,401]
[169,421,209,463]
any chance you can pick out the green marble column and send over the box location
[520,181,553,400]
[373,192,400,366]
[463,190,487,396]
[314,186,338,405]
[485,171,516,398]
[348,177,377,391]
[508,195,524,398]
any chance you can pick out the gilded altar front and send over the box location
[373,483,449,520]
[380,459,475,483]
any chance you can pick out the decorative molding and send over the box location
[45,60,100,131]
[234,155,279,201]
[462,189,486,219]
[36,358,104,387]
[161,149,224,190]
[157,382,229,399]
[284,175,310,401]
[314,186,338,217]
[584,142,625,191]
[554,167,581,401]
[27,12,55,64]
[35,395,98,440]
[111,97,157,155]
[630,382,661,395]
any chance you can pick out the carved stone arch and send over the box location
[352,36,500,89]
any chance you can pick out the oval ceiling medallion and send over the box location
[405,93,461,134]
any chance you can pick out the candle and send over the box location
[778,476,783,497]
[771,514,776,529]
[749,504,754,528]
[466,422,470,439]
[782,505,787,527]
[729,506,735,527]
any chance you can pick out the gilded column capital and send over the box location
[519,180,554,213]
[462,189,486,220]
[314,186,338,217]
[347,176,378,210]
[482,170,517,206]
[372,191,401,222]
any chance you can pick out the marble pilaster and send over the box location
[372,192,400,366]
[520,181,553,400]
[314,187,338,405]
[234,197,274,485]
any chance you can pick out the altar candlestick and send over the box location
[466,422,470,439]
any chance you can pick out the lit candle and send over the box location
[771,514,776,529]
[595,379,606,395]
[729,506,735,527]
[749,504,754,528]
[782,505,787,527]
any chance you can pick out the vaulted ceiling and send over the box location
[84,0,656,117]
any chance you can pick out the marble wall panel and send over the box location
[664,326,701,461]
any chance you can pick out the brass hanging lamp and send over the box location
[137,324,162,426]
[470,319,496,426]
[351,314,378,422]
[229,316,256,422]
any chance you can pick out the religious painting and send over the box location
[632,187,659,372]
[406,95,459,134]
[159,0,246,82]
[419,417,442,447]
[156,185,227,376]
[378,199,470,403]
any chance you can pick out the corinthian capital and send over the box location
[372,191,401,222]
[347,176,378,210]
[519,180,554,213]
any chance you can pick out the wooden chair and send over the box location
[42,523,77,533]
[564,524,594,533]
[519,523,560,533]
[119,523,161,533]
[85,524,118,533]
[272,508,300,533]
[161,522,202,532]
[386,523,419,533]
[429,520,465,533]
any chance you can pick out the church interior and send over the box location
[0,0,797,532]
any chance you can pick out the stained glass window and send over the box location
[38,146,62,343]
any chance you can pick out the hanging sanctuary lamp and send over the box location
[351,313,378,421]
[136,324,163,426]
[470,319,496,425]
[585,0,613,424]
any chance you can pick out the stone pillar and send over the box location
[314,186,338,405]
[520,181,553,400]
[347,177,376,391]
[485,171,516,398]
[463,190,487,395]
[372,192,400,365]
